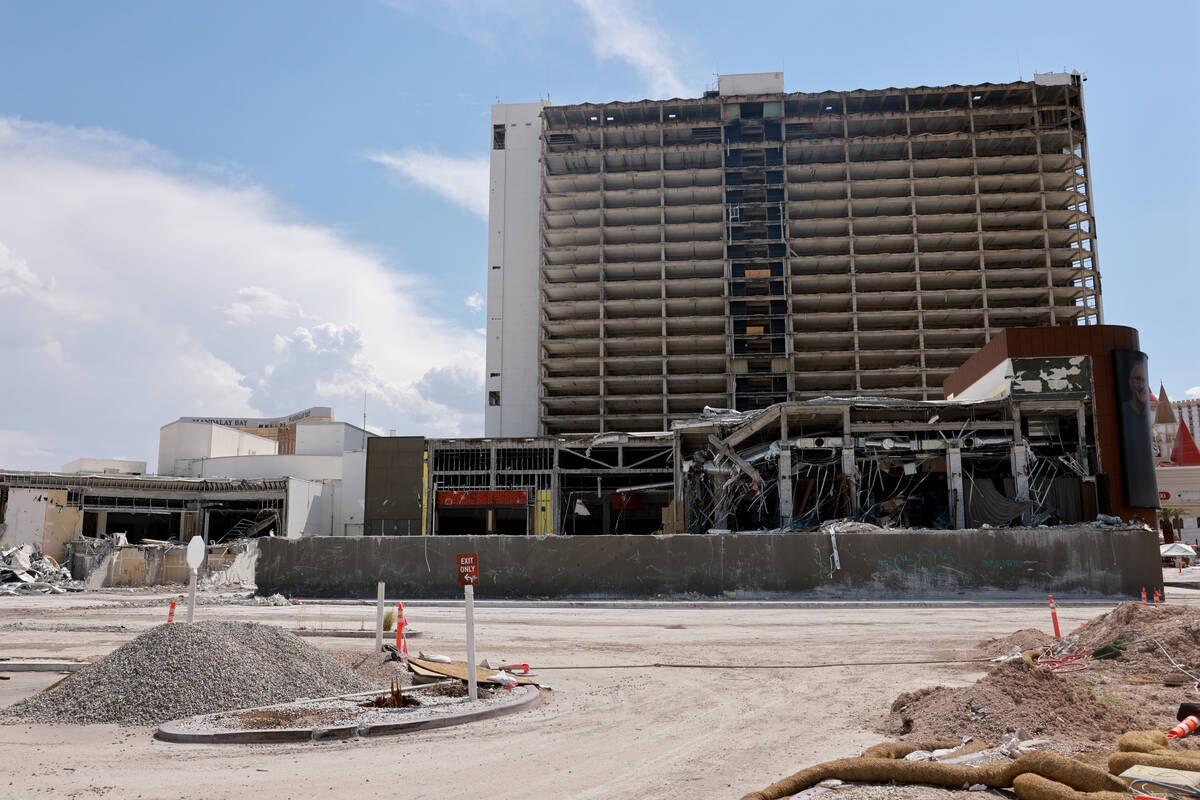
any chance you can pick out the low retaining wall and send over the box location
[255,526,1161,600]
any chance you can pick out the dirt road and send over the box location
[2,592,1187,799]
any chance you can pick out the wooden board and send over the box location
[407,658,538,686]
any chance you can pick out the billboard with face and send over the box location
[1113,349,1159,509]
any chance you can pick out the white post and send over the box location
[465,583,477,701]
[375,581,385,652]
[186,568,197,624]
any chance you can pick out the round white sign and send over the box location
[186,536,205,570]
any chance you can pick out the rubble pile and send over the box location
[884,659,1138,745]
[1,621,375,725]
[1070,602,1200,675]
[884,603,1200,757]
[1,544,80,595]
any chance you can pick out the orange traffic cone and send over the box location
[1169,715,1200,740]
[1141,587,1148,605]
[395,602,409,655]
[168,600,176,623]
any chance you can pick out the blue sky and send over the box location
[0,0,1196,470]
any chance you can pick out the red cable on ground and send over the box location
[1034,652,1091,673]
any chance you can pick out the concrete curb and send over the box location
[155,684,540,744]
[0,661,86,673]
[289,598,1141,609]
[293,629,423,640]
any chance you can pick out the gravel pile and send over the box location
[1,621,375,726]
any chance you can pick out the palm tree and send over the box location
[1160,506,1186,544]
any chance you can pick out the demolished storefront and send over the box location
[0,472,316,566]
[415,394,1102,536]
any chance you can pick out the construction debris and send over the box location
[884,603,1200,761]
[407,657,542,688]
[0,621,375,725]
[671,397,1106,534]
[1,544,80,594]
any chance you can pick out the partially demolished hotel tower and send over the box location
[485,72,1100,437]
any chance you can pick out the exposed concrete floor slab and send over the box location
[2,589,1198,799]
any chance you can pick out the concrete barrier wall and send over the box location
[255,526,1162,600]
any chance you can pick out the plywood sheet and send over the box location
[408,658,537,686]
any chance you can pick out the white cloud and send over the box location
[369,149,489,220]
[0,241,44,296]
[1188,387,1200,399]
[0,429,62,470]
[224,285,310,325]
[0,117,484,470]
[382,0,564,53]
[573,0,691,99]
[465,292,485,312]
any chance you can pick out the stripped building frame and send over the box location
[428,394,1099,535]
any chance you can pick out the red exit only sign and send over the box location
[458,553,479,587]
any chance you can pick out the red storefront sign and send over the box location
[437,490,528,507]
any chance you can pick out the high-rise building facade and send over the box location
[485,72,1101,436]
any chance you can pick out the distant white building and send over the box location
[157,422,277,476]
[61,458,146,475]
[156,419,373,537]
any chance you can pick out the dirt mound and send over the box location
[884,603,1200,759]
[1,621,375,725]
[976,628,1057,654]
[1072,603,1200,663]
[330,648,414,688]
[882,660,1138,745]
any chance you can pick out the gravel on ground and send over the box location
[0,620,375,725]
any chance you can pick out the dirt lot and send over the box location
[3,590,1197,799]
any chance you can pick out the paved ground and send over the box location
[1165,564,1200,585]
[3,588,1196,799]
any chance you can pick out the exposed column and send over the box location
[598,118,609,430]
[779,412,793,525]
[841,407,858,516]
[841,96,861,393]
[967,89,990,343]
[904,93,927,398]
[659,105,669,430]
[1071,76,1103,324]
[1010,444,1030,502]
[1030,84,1056,326]
[947,447,965,528]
